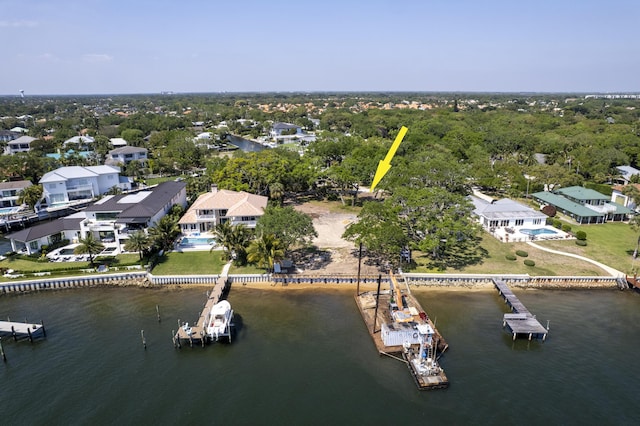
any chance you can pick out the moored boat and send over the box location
[206,300,234,342]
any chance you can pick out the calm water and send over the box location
[226,134,266,152]
[1,287,640,425]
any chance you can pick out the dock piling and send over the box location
[41,320,46,337]
[156,305,161,322]
[11,326,17,341]
[141,330,146,349]
[0,337,6,362]
[27,327,33,343]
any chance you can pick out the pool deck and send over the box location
[489,225,571,243]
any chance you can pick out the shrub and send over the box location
[545,217,554,225]
[515,250,528,257]
[576,240,587,246]
[505,254,517,261]
[541,205,557,217]
[524,259,536,267]
[575,230,587,240]
[562,224,571,232]
[552,219,562,229]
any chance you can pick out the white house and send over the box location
[63,135,95,149]
[106,146,148,165]
[5,213,85,255]
[179,186,267,235]
[39,165,130,208]
[5,135,36,155]
[5,181,187,255]
[611,184,639,212]
[109,137,128,147]
[0,180,32,208]
[80,180,187,249]
[470,196,552,242]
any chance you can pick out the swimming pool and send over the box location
[519,228,558,236]
[180,237,216,246]
[0,207,19,215]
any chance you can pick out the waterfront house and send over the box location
[178,186,267,235]
[0,180,32,208]
[5,181,187,255]
[531,186,632,224]
[79,180,187,248]
[470,196,548,241]
[5,213,85,255]
[109,137,128,147]
[39,165,130,208]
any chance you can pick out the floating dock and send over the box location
[493,279,548,341]
[173,276,231,348]
[0,320,46,342]
[355,274,449,390]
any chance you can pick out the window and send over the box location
[107,175,114,180]
[515,219,524,226]
[489,220,499,227]
[241,216,255,222]
[500,220,509,227]
[533,219,542,225]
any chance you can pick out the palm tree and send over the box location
[124,230,150,261]
[74,233,105,266]
[212,221,234,260]
[229,224,251,265]
[17,184,43,211]
[269,182,285,206]
[148,216,180,252]
[247,233,284,272]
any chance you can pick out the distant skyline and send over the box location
[1,0,639,96]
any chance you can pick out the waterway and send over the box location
[226,134,266,152]
[1,287,639,425]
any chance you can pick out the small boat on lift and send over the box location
[206,300,234,342]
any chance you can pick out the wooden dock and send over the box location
[354,275,449,390]
[173,276,229,348]
[0,320,46,342]
[493,279,548,341]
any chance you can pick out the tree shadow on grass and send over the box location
[416,236,489,272]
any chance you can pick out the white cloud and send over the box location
[0,20,38,28]
[83,54,114,63]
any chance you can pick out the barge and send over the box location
[355,273,449,390]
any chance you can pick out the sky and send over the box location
[1,0,639,95]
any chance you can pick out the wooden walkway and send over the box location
[173,276,228,347]
[493,279,548,341]
[0,320,46,342]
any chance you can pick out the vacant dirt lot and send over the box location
[293,202,380,275]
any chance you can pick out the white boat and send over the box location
[206,300,234,342]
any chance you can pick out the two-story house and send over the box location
[5,181,187,255]
[39,165,130,208]
[106,146,148,166]
[0,180,32,208]
[531,186,632,224]
[179,186,267,235]
[5,135,37,155]
[80,180,187,247]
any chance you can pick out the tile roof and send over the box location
[179,189,267,224]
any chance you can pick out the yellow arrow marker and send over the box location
[370,126,408,191]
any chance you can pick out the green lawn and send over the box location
[145,176,178,186]
[412,229,617,276]
[150,251,226,275]
[229,264,268,275]
[536,221,637,275]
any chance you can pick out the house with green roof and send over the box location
[531,186,632,224]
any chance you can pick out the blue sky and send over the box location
[1,0,638,95]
